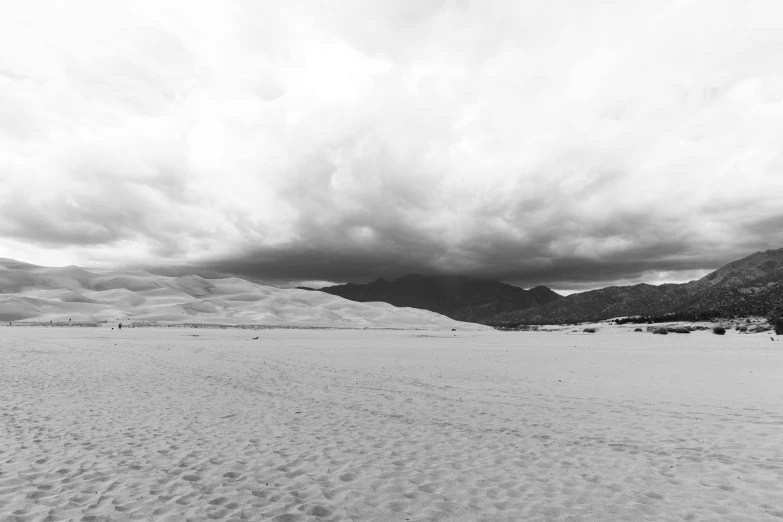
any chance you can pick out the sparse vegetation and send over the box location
[614,310,719,325]
[767,305,783,335]
[583,328,596,333]
[712,326,726,335]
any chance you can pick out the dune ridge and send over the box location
[0,259,481,329]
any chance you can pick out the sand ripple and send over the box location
[1,327,782,521]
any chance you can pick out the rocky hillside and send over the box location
[299,274,561,323]
[491,248,783,325]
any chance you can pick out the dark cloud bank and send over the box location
[2,1,783,291]
[180,209,783,292]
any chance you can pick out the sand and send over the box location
[1,326,782,521]
[0,259,482,330]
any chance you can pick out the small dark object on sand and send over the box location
[634,328,643,332]
[583,328,596,333]
[118,323,122,330]
[712,326,726,335]
[252,336,259,340]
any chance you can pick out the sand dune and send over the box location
[0,259,480,329]
[1,327,781,521]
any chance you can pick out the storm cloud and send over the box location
[1,0,783,291]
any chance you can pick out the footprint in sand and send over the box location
[307,505,331,517]
[206,507,229,519]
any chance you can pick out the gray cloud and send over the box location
[199,202,769,291]
[1,0,783,290]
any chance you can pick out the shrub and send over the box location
[634,328,643,332]
[767,306,783,335]
[583,328,596,333]
[673,327,690,334]
[652,327,668,335]
[712,326,726,335]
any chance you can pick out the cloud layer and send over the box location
[2,0,783,290]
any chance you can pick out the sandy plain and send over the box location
[1,326,782,521]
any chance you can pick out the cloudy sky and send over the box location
[1,0,782,292]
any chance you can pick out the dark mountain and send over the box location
[299,274,562,323]
[491,248,783,325]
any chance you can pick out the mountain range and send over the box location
[298,274,562,323]
[492,248,783,325]
[3,247,781,328]
[303,248,783,325]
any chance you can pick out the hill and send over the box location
[491,248,783,325]
[299,274,561,323]
[0,260,485,329]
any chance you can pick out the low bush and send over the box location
[712,326,726,335]
[583,328,596,333]
[767,306,783,335]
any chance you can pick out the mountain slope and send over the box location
[300,274,561,323]
[492,248,783,325]
[0,260,485,329]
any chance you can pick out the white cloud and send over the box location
[1,0,782,288]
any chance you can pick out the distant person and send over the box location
[118,323,122,330]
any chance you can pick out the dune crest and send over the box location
[0,260,483,329]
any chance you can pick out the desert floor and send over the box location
[1,326,782,521]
